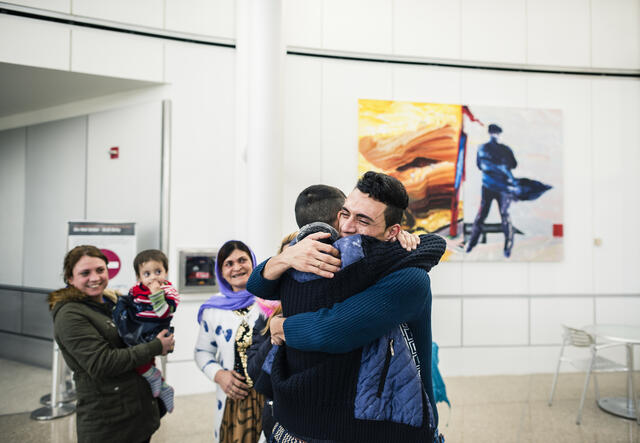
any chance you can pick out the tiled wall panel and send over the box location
[0,15,70,70]
[463,298,528,346]
[323,0,392,54]
[321,60,393,193]
[284,0,322,48]
[72,0,164,29]
[393,0,461,60]
[71,28,164,82]
[3,0,70,13]
[282,56,324,236]
[165,0,235,39]
[432,298,462,347]
[527,0,590,67]
[591,0,640,69]
[461,0,526,64]
[530,297,594,345]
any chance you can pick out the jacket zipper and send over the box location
[376,338,394,398]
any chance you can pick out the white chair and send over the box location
[548,324,629,424]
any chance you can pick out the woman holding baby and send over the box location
[49,245,174,443]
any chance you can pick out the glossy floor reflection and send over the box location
[0,358,637,442]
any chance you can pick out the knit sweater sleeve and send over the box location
[283,267,430,353]
[246,259,281,300]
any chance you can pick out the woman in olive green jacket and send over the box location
[49,245,174,443]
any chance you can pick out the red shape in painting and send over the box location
[553,224,563,237]
[101,248,121,279]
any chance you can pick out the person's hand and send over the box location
[393,230,420,251]
[214,370,250,400]
[270,315,286,345]
[146,278,163,294]
[283,232,342,278]
[156,329,175,355]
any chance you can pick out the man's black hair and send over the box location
[356,171,408,227]
[488,123,503,134]
[295,185,346,228]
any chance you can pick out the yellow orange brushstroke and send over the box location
[358,99,462,138]
[358,99,463,234]
[410,201,463,234]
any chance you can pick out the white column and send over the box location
[234,0,250,242]
[236,0,284,261]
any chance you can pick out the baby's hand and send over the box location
[147,279,163,294]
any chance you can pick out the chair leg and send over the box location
[592,372,600,401]
[577,361,594,425]
[549,343,565,406]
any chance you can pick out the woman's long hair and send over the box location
[63,245,108,285]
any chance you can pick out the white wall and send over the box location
[162,41,238,396]
[0,0,638,391]
[0,128,26,286]
[281,54,640,375]
[9,0,636,70]
[23,117,87,289]
[281,0,640,376]
[86,102,163,250]
[284,0,640,71]
[4,0,235,40]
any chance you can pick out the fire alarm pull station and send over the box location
[178,249,219,294]
[109,147,119,159]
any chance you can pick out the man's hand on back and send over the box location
[270,314,286,345]
[392,230,421,251]
[263,231,342,280]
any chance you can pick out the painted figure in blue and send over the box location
[466,123,518,257]
[467,123,518,257]
[466,124,552,258]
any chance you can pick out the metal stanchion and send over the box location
[31,342,75,420]
[160,355,167,379]
[40,362,75,405]
[40,379,75,405]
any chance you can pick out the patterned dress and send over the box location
[195,300,265,443]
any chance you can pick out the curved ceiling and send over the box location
[0,62,160,118]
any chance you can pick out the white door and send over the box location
[0,127,27,286]
[23,117,87,289]
[86,101,163,251]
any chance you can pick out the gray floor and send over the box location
[0,358,638,443]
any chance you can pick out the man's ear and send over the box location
[385,224,401,241]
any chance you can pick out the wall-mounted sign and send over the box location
[67,221,136,293]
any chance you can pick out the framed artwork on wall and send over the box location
[358,99,563,262]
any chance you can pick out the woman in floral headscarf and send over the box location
[194,240,279,443]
